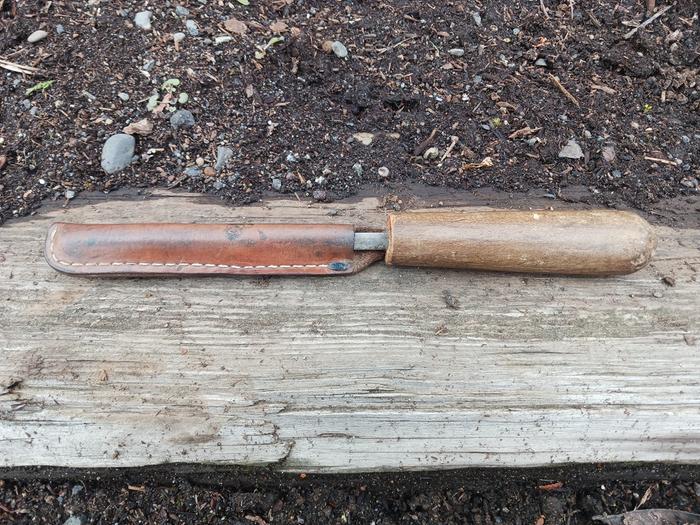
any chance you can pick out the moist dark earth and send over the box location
[1,466,699,524]
[0,0,698,223]
[1,0,700,523]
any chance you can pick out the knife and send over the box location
[45,209,656,277]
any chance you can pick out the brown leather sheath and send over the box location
[46,222,382,276]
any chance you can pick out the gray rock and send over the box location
[285,152,299,163]
[558,139,584,160]
[65,190,76,200]
[185,20,199,36]
[173,32,186,44]
[313,189,328,201]
[378,166,390,178]
[352,163,363,176]
[117,92,130,101]
[142,59,156,72]
[448,48,465,57]
[64,516,86,525]
[331,41,348,58]
[215,146,233,172]
[175,5,190,16]
[134,11,153,30]
[535,58,548,67]
[56,24,65,34]
[472,12,482,26]
[101,134,135,174]
[27,30,48,43]
[271,178,282,191]
[170,109,195,129]
[212,180,226,190]
[184,166,202,178]
[21,99,31,110]
[71,485,83,496]
[681,135,690,144]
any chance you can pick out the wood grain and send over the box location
[0,191,699,472]
[386,210,656,275]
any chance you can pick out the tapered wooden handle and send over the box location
[385,210,656,275]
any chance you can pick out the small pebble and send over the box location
[195,157,205,166]
[352,163,363,176]
[64,516,86,525]
[185,20,199,36]
[203,166,215,177]
[117,92,130,101]
[184,167,202,178]
[65,190,76,200]
[175,5,190,16]
[271,178,283,191]
[71,485,83,496]
[286,152,299,163]
[313,189,328,201]
[331,41,348,58]
[681,135,690,144]
[353,132,374,146]
[214,35,233,45]
[423,147,440,160]
[134,11,153,31]
[173,32,186,44]
[583,130,592,139]
[56,24,65,34]
[101,134,135,174]
[27,30,48,43]
[472,12,482,26]
[448,48,465,57]
[558,139,584,160]
[142,59,156,72]
[535,58,548,67]
[213,180,226,190]
[378,166,390,178]
[170,109,195,129]
[215,146,233,172]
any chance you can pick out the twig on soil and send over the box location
[0,58,39,75]
[439,135,459,164]
[548,74,580,107]
[539,0,549,19]
[414,128,438,156]
[644,155,679,166]
[591,83,617,94]
[623,4,672,40]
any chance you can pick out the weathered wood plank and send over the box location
[0,192,698,472]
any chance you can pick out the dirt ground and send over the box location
[0,466,698,524]
[0,0,698,223]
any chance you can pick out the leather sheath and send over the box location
[46,222,382,276]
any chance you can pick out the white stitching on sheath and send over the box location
[48,226,330,270]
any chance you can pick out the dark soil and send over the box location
[1,465,699,525]
[1,0,698,223]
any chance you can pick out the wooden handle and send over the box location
[385,210,656,275]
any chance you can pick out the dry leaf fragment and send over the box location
[537,481,563,491]
[535,515,545,525]
[508,126,541,140]
[224,18,247,35]
[0,155,6,171]
[270,20,288,33]
[123,118,154,136]
[463,157,494,170]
